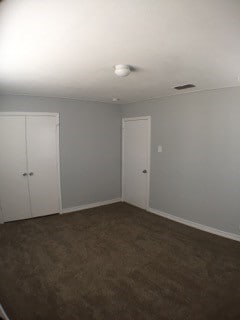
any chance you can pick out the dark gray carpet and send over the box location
[0,202,240,320]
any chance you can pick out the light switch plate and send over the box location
[158,145,162,153]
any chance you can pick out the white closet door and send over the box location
[122,118,150,209]
[0,116,31,221]
[26,116,60,217]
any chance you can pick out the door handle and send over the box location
[29,172,34,176]
[142,169,147,173]
[22,173,28,176]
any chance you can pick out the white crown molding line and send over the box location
[147,207,240,242]
[0,92,120,105]
[1,84,240,106]
[122,84,240,105]
[61,198,122,214]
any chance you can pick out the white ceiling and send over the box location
[0,0,240,104]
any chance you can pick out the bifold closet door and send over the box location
[26,116,60,217]
[0,116,31,221]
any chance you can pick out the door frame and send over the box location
[0,112,62,223]
[122,116,151,210]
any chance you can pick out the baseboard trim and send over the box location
[147,207,240,242]
[61,198,122,214]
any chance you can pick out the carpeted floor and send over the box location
[0,202,240,320]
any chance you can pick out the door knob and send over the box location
[29,172,34,176]
[22,173,28,176]
[142,169,147,173]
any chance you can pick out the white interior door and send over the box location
[26,115,60,218]
[122,117,150,209]
[0,116,31,221]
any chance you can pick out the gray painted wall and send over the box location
[0,95,121,209]
[121,87,240,235]
[1,87,240,235]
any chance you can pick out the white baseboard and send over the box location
[61,198,122,214]
[148,207,240,242]
[62,200,240,242]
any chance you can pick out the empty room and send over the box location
[0,1,240,319]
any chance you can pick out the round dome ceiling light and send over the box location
[112,98,120,102]
[114,64,131,77]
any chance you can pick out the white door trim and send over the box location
[0,192,4,224]
[55,115,63,214]
[122,116,151,122]
[0,112,59,117]
[122,116,151,209]
[0,112,62,222]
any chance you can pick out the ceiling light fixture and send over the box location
[114,64,131,77]
[112,98,120,102]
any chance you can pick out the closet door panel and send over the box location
[26,116,60,217]
[0,116,31,221]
